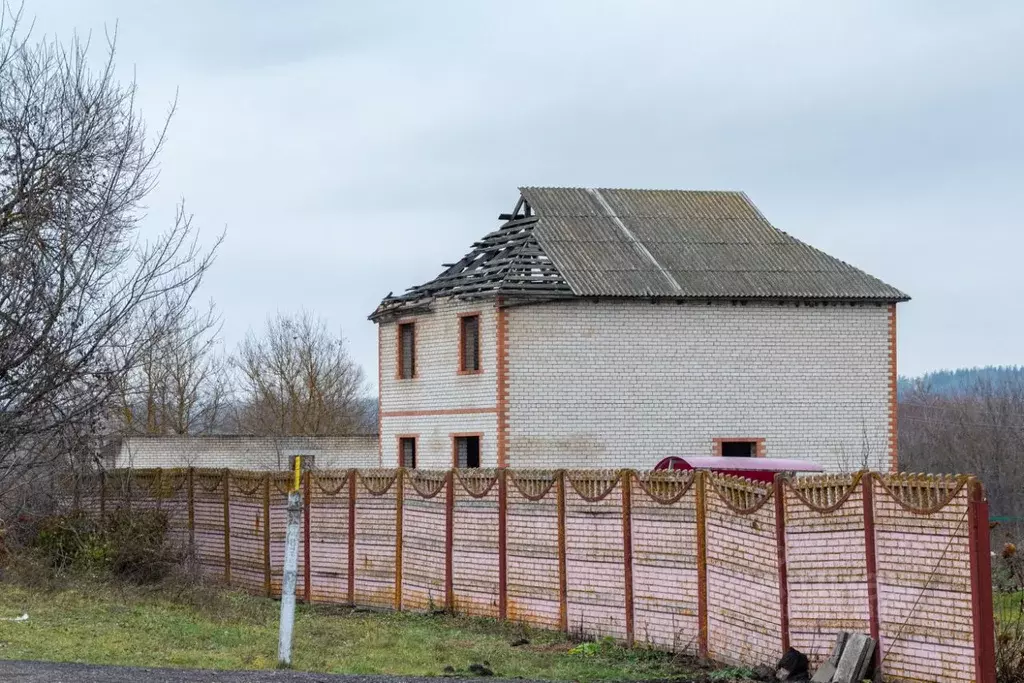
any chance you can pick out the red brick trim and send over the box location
[395,434,418,469]
[712,437,766,458]
[377,325,383,465]
[457,311,484,376]
[496,300,509,468]
[450,432,485,468]
[382,407,497,418]
[396,319,418,380]
[887,304,898,472]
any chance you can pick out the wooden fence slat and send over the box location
[347,470,356,605]
[263,475,272,597]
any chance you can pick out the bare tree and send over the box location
[233,312,367,436]
[0,5,221,500]
[114,302,230,436]
[899,376,1024,525]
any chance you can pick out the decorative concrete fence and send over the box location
[77,468,995,683]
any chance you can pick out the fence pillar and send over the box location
[556,470,568,632]
[862,473,882,674]
[621,470,635,646]
[263,475,272,597]
[347,469,356,605]
[696,471,709,659]
[394,468,404,611]
[968,479,996,683]
[303,470,312,603]
[445,469,455,612]
[498,468,508,620]
[773,475,790,654]
[223,469,231,585]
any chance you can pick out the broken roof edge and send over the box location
[368,290,910,324]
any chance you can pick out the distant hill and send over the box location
[898,365,1024,396]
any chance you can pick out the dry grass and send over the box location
[0,569,749,681]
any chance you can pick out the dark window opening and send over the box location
[460,315,480,373]
[399,437,416,469]
[455,436,481,468]
[398,322,416,379]
[721,441,756,458]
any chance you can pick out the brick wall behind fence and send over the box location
[80,469,995,683]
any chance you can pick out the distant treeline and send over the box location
[898,365,1024,397]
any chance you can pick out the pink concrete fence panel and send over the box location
[82,468,995,683]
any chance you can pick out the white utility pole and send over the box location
[277,457,302,667]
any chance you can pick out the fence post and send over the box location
[263,474,272,597]
[303,470,312,603]
[621,470,635,646]
[154,468,162,509]
[968,478,996,683]
[556,470,568,632]
[187,468,195,553]
[773,475,790,654]
[861,473,882,674]
[394,468,404,611]
[445,469,455,612]
[696,471,709,659]
[347,469,356,605]
[498,468,508,620]
[223,469,231,586]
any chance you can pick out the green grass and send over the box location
[0,576,723,681]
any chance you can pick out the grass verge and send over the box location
[0,576,741,681]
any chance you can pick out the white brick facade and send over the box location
[114,435,380,470]
[505,299,892,471]
[379,299,499,469]
[378,296,895,472]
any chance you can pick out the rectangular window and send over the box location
[721,441,757,458]
[454,435,481,468]
[459,314,480,373]
[399,437,417,469]
[398,322,416,379]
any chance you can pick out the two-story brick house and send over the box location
[370,188,908,471]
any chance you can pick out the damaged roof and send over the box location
[370,187,908,320]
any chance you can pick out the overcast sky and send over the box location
[26,1,1024,386]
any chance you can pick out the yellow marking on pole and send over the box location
[293,456,302,492]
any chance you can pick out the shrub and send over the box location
[104,508,176,583]
[30,508,176,583]
[35,511,107,571]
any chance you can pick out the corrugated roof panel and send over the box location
[521,187,908,301]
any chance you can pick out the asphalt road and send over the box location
[0,661,536,683]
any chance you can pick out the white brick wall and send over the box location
[505,300,892,472]
[114,435,380,470]
[379,299,499,468]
